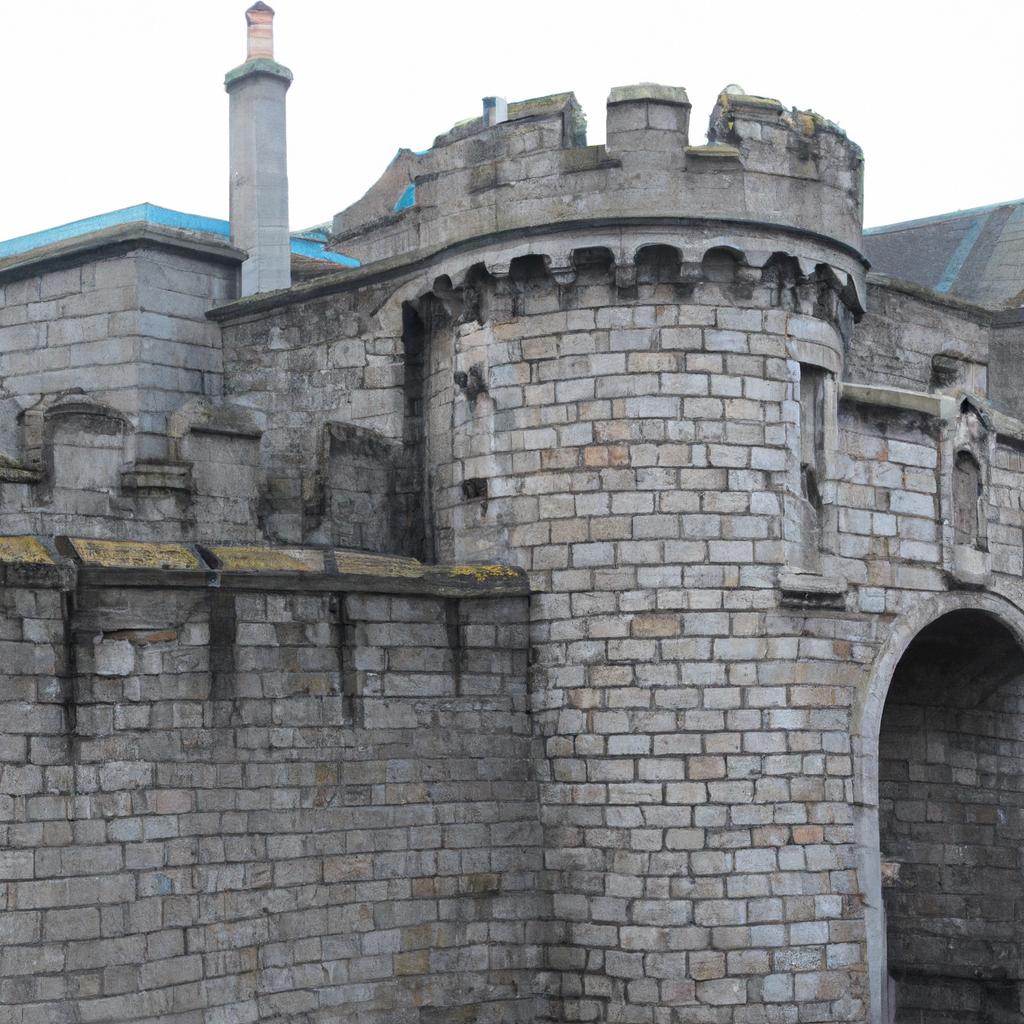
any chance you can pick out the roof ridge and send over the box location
[865,197,1024,236]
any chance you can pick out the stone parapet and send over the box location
[330,85,864,267]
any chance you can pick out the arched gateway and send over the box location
[855,593,1024,1023]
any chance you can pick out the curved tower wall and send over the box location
[380,86,868,1021]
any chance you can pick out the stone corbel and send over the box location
[167,398,265,462]
[544,254,577,287]
[615,261,637,290]
[778,567,848,608]
[736,264,761,286]
[483,259,511,280]
[483,261,516,320]
[120,461,192,495]
[679,261,704,285]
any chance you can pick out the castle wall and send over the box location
[386,238,1022,1022]
[0,555,540,1024]
[331,88,863,268]
[7,77,1024,1024]
[0,234,242,543]
[0,256,144,417]
[990,314,1024,421]
[848,279,990,397]
[205,87,1024,1013]
[0,240,235,461]
[408,246,875,1021]
[220,286,412,550]
[133,246,236,451]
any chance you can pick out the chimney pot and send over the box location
[482,96,508,128]
[245,1,275,60]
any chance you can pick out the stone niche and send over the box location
[24,394,131,516]
[947,399,993,588]
[169,398,266,543]
[305,421,404,553]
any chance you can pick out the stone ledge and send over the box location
[0,536,56,564]
[608,84,690,107]
[684,144,741,161]
[839,382,957,418]
[839,382,1024,446]
[0,536,529,597]
[0,454,40,484]
[949,545,991,589]
[121,461,192,494]
[224,57,293,88]
[778,569,848,607]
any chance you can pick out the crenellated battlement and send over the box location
[330,84,864,268]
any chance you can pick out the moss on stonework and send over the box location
[445,564,522,582]
[0,536,53,564]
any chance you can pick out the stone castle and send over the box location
[1,5,1023,1023]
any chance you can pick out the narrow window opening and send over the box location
[800,364,825,514]
[789,362,828,572]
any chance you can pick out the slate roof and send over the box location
[865,199,1024,309]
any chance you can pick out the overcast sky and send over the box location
[3,0,1022,244]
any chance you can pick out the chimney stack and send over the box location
[482,96,508,127]
[225,2,292,296]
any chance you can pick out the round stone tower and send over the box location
[340,84,867,1022]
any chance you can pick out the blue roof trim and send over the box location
[393,183,416,213]
[292,224,332,242]
[291,237,359,267]
[0,203,226,259]
[0,203,359,267]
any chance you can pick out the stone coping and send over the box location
[0,537,529,597]
[841,383,1024,444]
[608,84,690,107]
[224,57,293,88]
[839,382,958,419]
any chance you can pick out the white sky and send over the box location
[3,0,1022,243]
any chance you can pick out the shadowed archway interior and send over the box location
[878,609,1024,1023]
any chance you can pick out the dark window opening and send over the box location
[461,477,488,514]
